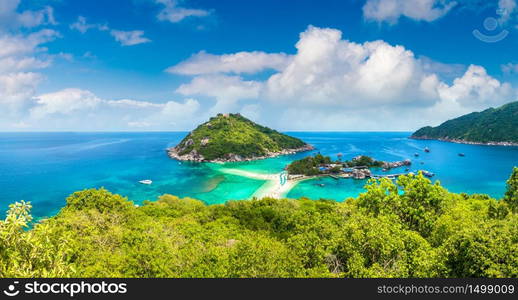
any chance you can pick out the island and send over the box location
[167,113,314,162]
[411,101,518,146]
[286,154,412,179]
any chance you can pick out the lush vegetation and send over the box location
[411,101,518,144]
[343,155,384,168]
[1,168,517,278]
[173,113,309,160]
[286,154,332,175]
[286,154,383,175]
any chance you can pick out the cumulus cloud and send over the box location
[265,26,437,107]
[167,51,292,75]
[363,0,457,23]
[30,88,102,119]
[437,65,514,107]
[0,29,60,115]
[177,75,262,114]
[70,16,150,46]
[169,25,516,131]
[156,0,210,23]
[0,0,56,30]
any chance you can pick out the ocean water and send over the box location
[0,132,516,219]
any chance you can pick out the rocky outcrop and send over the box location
[352,168,371,179]
[167,144,315,163]
[411,136,518,147]
[382,159,411,169]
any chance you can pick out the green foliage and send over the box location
[504,167,518,212]
[286,154,386,176]
[0,201,75,277]
[1,168,517,278]
[175,113,308,160]
[64,188,133,213]
[411,101,518,143]
[344,155,384,168]
[286,153,331,175]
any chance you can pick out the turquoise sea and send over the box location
[0,132,517,219]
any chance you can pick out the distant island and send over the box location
[168,113,314,162]
[411,101,518,146]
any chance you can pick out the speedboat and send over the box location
[424,147,430,153]
[458,153,465,157]
[421,171,435,178]
[139,180,153,185]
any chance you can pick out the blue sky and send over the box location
[1,0,518,131]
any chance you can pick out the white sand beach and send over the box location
[218,168,302,199]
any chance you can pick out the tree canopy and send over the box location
[0,170,517,278]
[411,101,518,144]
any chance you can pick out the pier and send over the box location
[370,173,409,179]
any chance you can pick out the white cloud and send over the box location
[498,0,517,24]
[156,0,210,23]
[110,30,151,46]
[128,121,152,128]
[0,29,59,58]
[0,29,60,115]
[70,16,150,46]
[363,0,457,24]
[30,88,102,118]
[177,75,262,114]
[168,25,516,131]
[437,65,514,108]
[17,88,202,131]
[502,62,518,73]
[265,26,437,107]
[167,51,292,75]
[0,0,56,30]
[161,98,200,118]
[239,104,261,121]
[0,72,43,112]
[70,16,108,34]
[107,99,163,108]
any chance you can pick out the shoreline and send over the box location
[218,168,314,199]
[167,145,315,163]
[410,136,518,147]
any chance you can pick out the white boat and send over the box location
[139,180,152,185]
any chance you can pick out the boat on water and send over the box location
[420,171,435,178]
[139,180,153,185]
[424,147,430,153]
[458,153,465,157]
[414,153,419,157]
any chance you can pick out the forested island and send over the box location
[168,113,313,162]
[411,101,518,145]
[4,168,516,278]
[286,154,411,178]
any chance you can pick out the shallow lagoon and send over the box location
[0,132,516,218]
